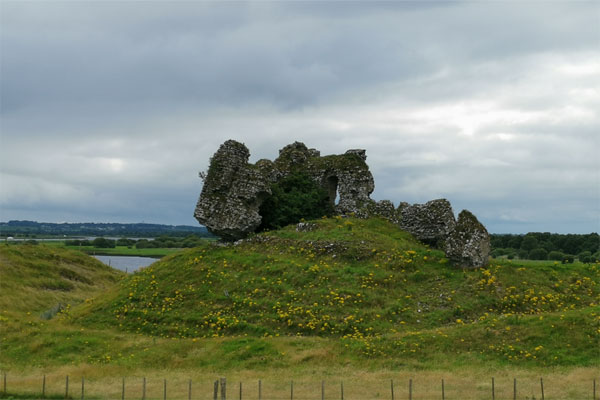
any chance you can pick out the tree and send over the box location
[116,238,136,247]
[507,236,522,249]
[577,251,592,263]
[258,172,334,231]
[135,239,152,249]
[529,248,548,260]
[548,251,565,261]
[491,248,506,258]
[520,235,539,252]
[581,233,600,253]
[163,240,177,248]
[92,237,116,248]
[560,235,580,255]
[539,240,554,252]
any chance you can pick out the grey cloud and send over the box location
[7,2,575,115]
[1,1,598,233]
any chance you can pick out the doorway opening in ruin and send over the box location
[326,176,339,207]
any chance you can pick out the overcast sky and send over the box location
[1,1,598,234]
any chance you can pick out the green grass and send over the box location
[0,244,123,317]
[1,218,599,379]
[41,241,181,257]
[70,217,600,369]
[72,245,181,258]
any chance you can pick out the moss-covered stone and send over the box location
[399,199,456,246]
[445,210,491,268]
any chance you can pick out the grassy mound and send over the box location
[0,243,123,317]
[0,244,126,368]
[73,217,599,368]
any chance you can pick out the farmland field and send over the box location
[42,240,190,258]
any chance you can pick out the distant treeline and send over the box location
[490,233,599,263]
[0,220,212,238]
[66,234,209,249]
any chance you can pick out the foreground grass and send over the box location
[3,305,598,372]
[2,367,598,399]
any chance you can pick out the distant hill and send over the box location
[0,220,212,238]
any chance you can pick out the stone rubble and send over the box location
[444,210,492,268]
[398,199,456,246]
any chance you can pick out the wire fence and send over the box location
[0,372,597,400]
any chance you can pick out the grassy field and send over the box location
[41,241,182,258]
[2,368,597,399]
[1,218,598,398]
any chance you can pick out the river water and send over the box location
[93,255,158,273]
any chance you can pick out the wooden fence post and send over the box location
[390,379,394,400]
[341,381,344,400]
[441,379,445,400]
[163,378,167,400]
[188,379,192,400]
[290,380,294,400]
[492,377,495,400]
[540,377,544,400]
[81,376,85,400]
[121,377,125,400]
[220,377,226,400]
[239,381,242,400]
[42,375,46,398]
[513,378,516,400]
[213,380,219,400]
[65,375,69,399]
[143,377,146,400]
[409,379,412,400]
[258,379,262,400]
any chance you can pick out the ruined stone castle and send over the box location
[194,140,491,268]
